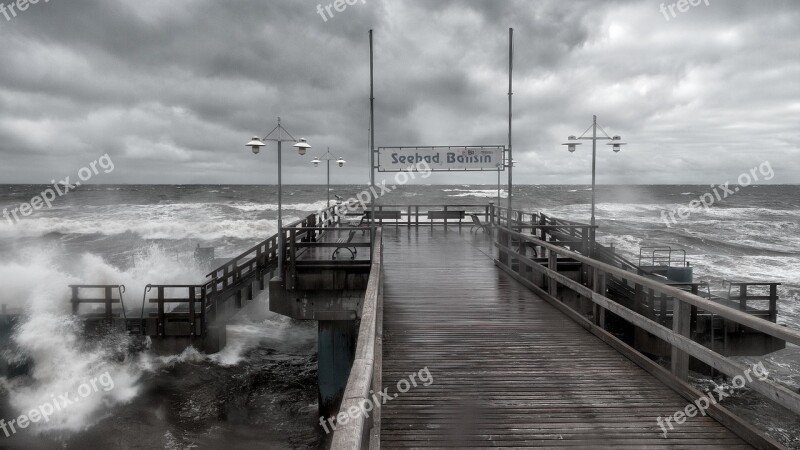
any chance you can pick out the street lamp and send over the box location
[562,115,626,250]
[311,147,346,208]
[246,117,311,280]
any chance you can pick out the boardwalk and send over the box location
[380,227,750,448]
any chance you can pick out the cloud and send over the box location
[0,0,797,184]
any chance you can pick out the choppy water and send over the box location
[0,184,798,448]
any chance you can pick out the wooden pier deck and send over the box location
[380,227,750,448]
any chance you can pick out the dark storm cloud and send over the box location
[0,0,798,184]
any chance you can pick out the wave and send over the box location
[227,200,330,213]
[0,218,283,241]
[443,189,506,198]
[0,245,212,434]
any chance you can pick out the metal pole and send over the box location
[590,114,597,256]
[506,28,513,227]
[277,137,283,279]
[591,114,597,228]
[497,166,501,207]
[327,158,331,208]
[369,29,376,233]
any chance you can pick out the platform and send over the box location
[380,227,750,448]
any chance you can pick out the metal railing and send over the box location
[639,246,687,268]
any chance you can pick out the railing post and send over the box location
[739,284,748,311]
[104,286,113,323]
[592,270,606,328]
[539,214,546,241]
[189,286,196,336]
[71,286,79,315]
[769,284,778,322]
[548,250,558,299]
[671,298,692,380]
[157,286,165,337]
[200,286,207,335]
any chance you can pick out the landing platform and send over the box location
[380,227,750,448]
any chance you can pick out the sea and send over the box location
[0,184,798,449]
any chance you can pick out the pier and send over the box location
[318,204,800,449]
[5,202,793,448]
[378,227,752,448]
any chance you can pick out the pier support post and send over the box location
[318,319,357,419]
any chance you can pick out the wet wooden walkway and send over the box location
[380,227,751,448]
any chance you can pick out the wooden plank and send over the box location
[377,227,760,449]
[496,263,783,450]
[494,238,800,419]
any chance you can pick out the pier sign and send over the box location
[378,146,505,172]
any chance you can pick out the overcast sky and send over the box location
[0,0,798,185]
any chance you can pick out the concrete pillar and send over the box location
[318,319,357,419]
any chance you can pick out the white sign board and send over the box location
[378,146,505,172]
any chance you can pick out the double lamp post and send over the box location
[247,119,346,279]
[562,115,626,249]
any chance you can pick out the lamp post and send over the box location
[562,115,626,250]
[247,118,311,280]
[311,148,346,208]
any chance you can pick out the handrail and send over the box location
[205,204,342,293]
[330,228,383,449]
[144,284,207,337]
[360,204,494,226]
[69,284,125,321]
[495,224,800,417]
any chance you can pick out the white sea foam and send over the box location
[0,245,219,434]
[443,189,506,198]
[0,216,286,241]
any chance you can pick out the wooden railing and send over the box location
[330,228,384,449]
[143,284,207,337]
[494,224,800,425]
[204,204,342,295]
[69,284,126,321]
[724,281,780,322]
[353,203,494,226]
